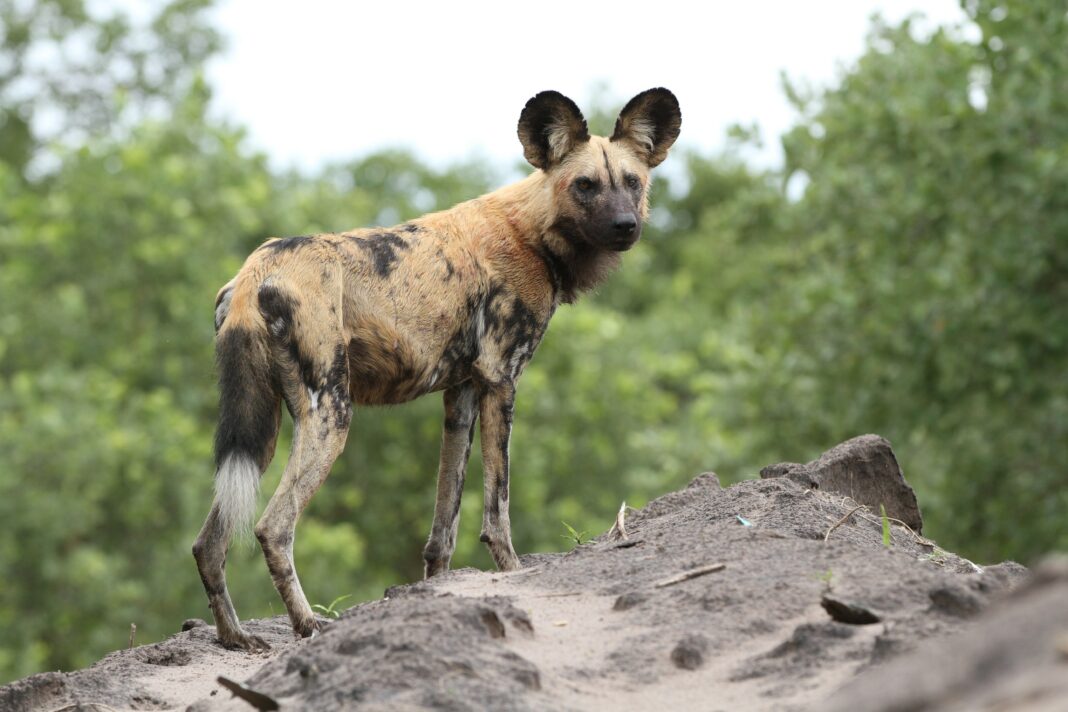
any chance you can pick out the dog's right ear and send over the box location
[517,91,590,170]
[611,88,681,167]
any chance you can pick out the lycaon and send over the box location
[192,89,681,649]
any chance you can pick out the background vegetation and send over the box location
[1,0,1064,683]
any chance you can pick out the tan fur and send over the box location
[192,89,681,650]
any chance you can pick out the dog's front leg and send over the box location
[423,383,478,578]
[477,381,521,571]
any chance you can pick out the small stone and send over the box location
[671,634,709,670]
[613,592,648,611]
[821,595,881,625]
[181,618,207,632]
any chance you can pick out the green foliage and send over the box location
[311,594,352,619]
[1,0,1065,686]
[881,505,892,547]
[560,521,589,547]
[769,0,1068,561]
[0,0,222,179]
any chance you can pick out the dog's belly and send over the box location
[343,299,481,406]
[346,328,472,405]
[332,227,486,406]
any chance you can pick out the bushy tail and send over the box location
[211,309,280,542]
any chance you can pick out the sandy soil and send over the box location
[3,437,1053,712]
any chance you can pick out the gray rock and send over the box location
[761,434,923,533]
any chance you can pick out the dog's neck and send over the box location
[480,172,622,304]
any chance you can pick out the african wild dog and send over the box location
[192,89,681,650]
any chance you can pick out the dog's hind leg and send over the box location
[193,314,281,651]
[193,493,270,651]
[423,383,478,578]
[254,274,352,639]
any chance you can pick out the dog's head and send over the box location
[518,88,681,251]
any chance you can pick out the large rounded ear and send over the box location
[611,88,682,167]
[517,91,590,170]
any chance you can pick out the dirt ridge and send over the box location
[3,439,1050,712]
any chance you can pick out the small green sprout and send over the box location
[312,593,352,619]
[561,521,588,547]
[880,504,891,547]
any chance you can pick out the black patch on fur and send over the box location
[257,283,310,388]
[436,249,455,280]
[272,530,294,550]
[259,235,312,253]
[439,319,479,386]
[443,384,477,433]
[214,285,234,333]
[497,400,513,503]
[602,147,617,189]
[354,232,411,278]
[447,430,473,530]
[534,244,568,301]
[257,282,297,328]
[431,293,485,392]
[325,344,352,429]
[443,412,466,432]
[482,285,543,370]
[401,223,422,233]
[347,333,422,404]
[214,326,280,470]
[257,284,352,423]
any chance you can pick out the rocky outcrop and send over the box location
[760,434,923,533]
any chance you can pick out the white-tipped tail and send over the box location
[213,453,260,542]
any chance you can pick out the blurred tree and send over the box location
[766,0,1068,560]
[0,0,221,180]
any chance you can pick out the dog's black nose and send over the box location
[612,213,637,235]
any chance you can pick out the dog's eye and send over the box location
[574,177,595,192]
[625,174,641,190]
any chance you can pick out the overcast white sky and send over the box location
[205,1,968,172]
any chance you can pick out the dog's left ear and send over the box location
[517,91,590,170]
[611,88,682,167]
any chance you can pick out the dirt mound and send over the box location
[0,618,294,712]
[823,555,1068,712]
[1,437,1045,711]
